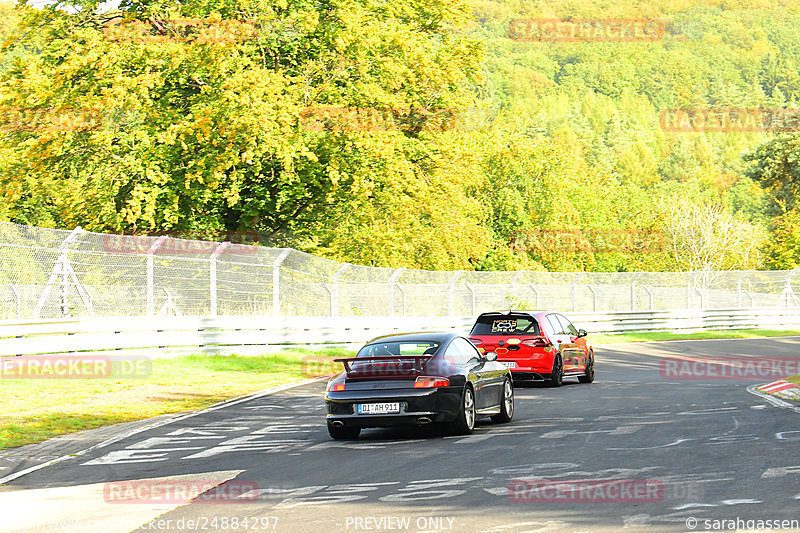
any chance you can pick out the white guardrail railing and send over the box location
[2,308,800,358]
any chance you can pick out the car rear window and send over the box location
[357,341,440,358]
[470,315,540,336]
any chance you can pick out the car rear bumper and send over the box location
[325,387,462,427]
[508,370,547,381]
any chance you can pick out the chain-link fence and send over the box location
[1,221,799,320]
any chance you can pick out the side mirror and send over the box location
[577,329,588,338]
[485,352,498,361]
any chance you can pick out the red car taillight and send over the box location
[521,338,550,347]
[327,382,345,392]
[414,376,450,388]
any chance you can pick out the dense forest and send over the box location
[1,0,800,272]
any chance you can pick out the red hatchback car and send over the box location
[468,311,595,387]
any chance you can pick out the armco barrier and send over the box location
[1,308,800,358]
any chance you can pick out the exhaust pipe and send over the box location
[418,417,432,425]
[331,421,344,427]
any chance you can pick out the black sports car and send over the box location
[324,332,514,439]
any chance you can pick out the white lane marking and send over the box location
[776,430,800,440]
[762,465,800,478]
[452,433,495,443]
[482,487,508,496]
[673,503,718,510]
[482,521,570,532]
[82,447,204,465]
[623,511,697,527]
[600,336,800,347]
[794,494,800,500]
[540,426,641,439]
[721,498,762,505]
[0,376,328,485]
[676,407,738,415]
[596,412,672,420]
[607,438,694,451]
[490,464,580,476]
[378,477,482,503]
[539,430,576,439]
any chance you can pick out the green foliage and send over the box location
[1,0,798,272]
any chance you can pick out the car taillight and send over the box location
[521,338,549,347]
[327,382,345,392]
[414,376,450,388]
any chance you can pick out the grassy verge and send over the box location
[0,349,353,450]
[787,375,800,385]
[590,328,800,345]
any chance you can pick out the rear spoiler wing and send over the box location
[334,356,434,378]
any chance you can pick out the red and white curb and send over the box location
[757,380,800,401]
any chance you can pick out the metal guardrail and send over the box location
[2,308,800,358]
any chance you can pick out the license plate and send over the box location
[500,361,516,369]
[357,403,400,415]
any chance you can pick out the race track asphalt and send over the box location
[2,337,800,533]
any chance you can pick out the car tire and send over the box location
[491,377,514,424]
[327,422,361,440]
[547,355,563,387]
[448,385,476,435]
[578,351,595,383]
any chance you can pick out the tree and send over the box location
[663,200,764,288]
[0,0,490,268]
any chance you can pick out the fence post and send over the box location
[146,236,167,316]
[209,242,230,317]
[630,273,641,312]
[33,226,84,318]
[529,285,540,309]
[510,271,525,303]
[449,271,464,316]
[9,284,20,319]
[388,268,406,316]
[642,285,654,310]
[465,283,476,316]
[331,263,350,317]
[571,273,584,312]
[272,249,292,318]
[585,285,598,312]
